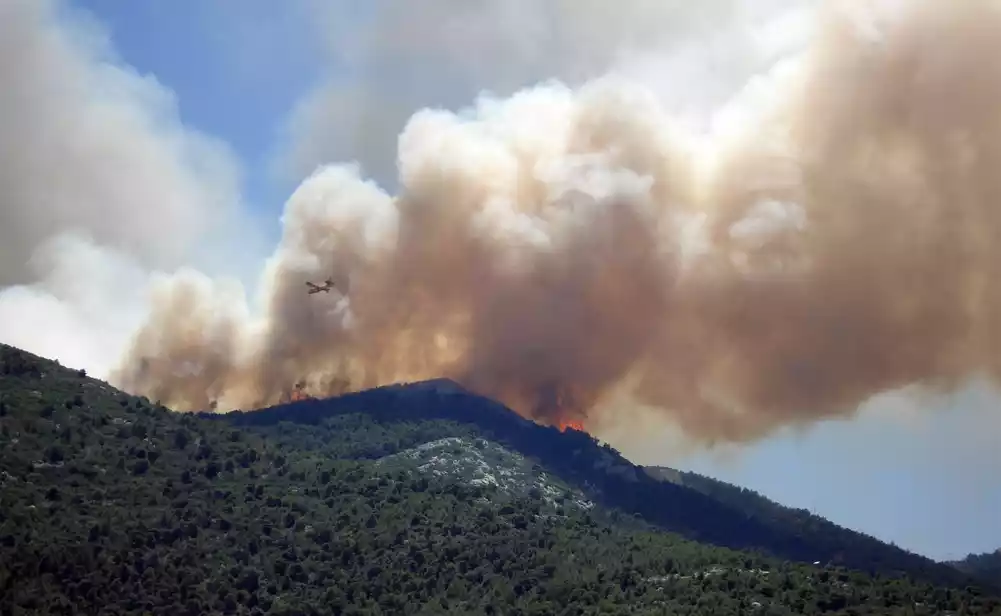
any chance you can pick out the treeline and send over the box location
[951,550,1001,589]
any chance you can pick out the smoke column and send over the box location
[110,0,1001,444]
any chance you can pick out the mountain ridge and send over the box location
[213,376,983,590]
[950,549,1001,588]
[2,342,999,614]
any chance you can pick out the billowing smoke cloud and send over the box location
[0,0,263,374]
[280,0,813,185]
[113,0,1001,445]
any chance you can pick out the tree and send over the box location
[173,429,190,450]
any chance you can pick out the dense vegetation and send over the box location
[1,344,999,615]
[645,468,1001,592]
[951,550,1001,589]
[222,379,983,590]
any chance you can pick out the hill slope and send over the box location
[642,466,987,582]
[0,343,998,615]
[218,378,981,591]
[950,550,1001,589]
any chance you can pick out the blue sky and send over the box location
[56,0,1001,562]
[71,0,321,223]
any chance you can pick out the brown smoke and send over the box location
[112,0,1001,444]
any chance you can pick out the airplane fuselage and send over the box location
[306,279,335,295]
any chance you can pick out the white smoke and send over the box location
[0,0,264,375]
[279,0,814,185]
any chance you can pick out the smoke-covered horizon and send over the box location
[108,1,1001,446]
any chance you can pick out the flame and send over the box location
[558,420,586,433]
[287,381,313,403]
[280,376,584,430]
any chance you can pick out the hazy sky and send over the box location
[4,0,998,561]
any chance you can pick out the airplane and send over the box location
[305,278,335,294]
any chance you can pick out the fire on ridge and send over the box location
[266,376,591,435]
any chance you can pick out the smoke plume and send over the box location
[282,0,812,185]
[108,0,1001,444]
[0,0,261,375]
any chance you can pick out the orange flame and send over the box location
[288,381,313,402]
[558,420,585,433]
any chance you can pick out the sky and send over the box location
[1,0,998,562]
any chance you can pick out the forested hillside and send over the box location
[221,379,981,590]
[1,343,999,615]
[643,466,994,584]
[950,550,1001,589]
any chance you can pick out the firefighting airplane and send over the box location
[305,278,336,294]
